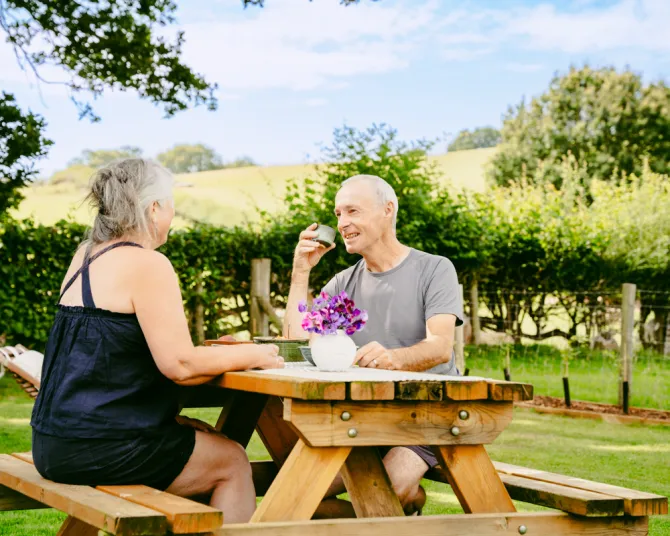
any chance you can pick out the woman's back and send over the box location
[31,241,180,439]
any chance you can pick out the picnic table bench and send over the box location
[1,364,666,535]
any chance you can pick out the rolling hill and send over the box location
[13,147,497,228]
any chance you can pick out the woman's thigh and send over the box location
[166,431,251,497]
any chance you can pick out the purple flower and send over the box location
[297,291,368,336]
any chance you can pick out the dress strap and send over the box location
[59,242,144,307]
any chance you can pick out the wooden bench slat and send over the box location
[425,466,626,517]
[493,462,668,516]
[98,485,222,534]
[501,474,624,517]
[0,455,167,535]
[0,483,49,511]
[213,512,649,536]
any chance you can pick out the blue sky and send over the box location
[1,0,668,176]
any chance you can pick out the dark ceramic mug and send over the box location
[313,224,336,247]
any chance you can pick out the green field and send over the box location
[13,147,497,228]
[1,345,668,535]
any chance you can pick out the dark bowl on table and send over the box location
[253,337,309,362]
[299,346,315,366]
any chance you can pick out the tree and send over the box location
[0,0,217,215]
[225,156,258,168]
[69,146,143,168]
[447,127,500,151]
[489,66,670,189]
[0,92,51,215]
[157,144,223,173]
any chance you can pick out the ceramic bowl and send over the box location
[299,346,315,366]
[253,337,309,362]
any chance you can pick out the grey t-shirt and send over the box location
[321,248,463,375]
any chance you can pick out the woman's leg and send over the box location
[166,431,256,524]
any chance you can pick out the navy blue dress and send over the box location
[31,242,195,490]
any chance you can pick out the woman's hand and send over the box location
[253,344,285,370]
[175,415,219,434]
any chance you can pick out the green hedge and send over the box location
[2,127,670,351]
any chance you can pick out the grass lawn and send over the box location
[1,345,668,535]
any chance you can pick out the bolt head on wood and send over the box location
[458,410,469,420]
[347,428,358,438]
[450,426,460,436]
[341,411,352,421]
[518,525,528,534]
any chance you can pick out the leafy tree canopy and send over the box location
[69,146,143,168]
[0,0,217,215]
[489,65,670,189]
[157,143,223,174]
[447,127,500,152]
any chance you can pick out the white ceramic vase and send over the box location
[310,330,357,371]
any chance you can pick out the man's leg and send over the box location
[381,447,430,515]
[314,447,429,518]
[312,474,355,519]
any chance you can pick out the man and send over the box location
[283,174,463,516]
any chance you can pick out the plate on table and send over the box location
[203,340,254,346]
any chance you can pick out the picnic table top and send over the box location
[210,363,533,402]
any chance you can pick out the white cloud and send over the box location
[436,0,670,60]
[180,0,438,91]
[305,98,327,108]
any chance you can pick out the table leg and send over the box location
[214,391,269,448]
[341,447,404,518]
[255,396,299,466]
[251,439,352,522]
[432,445,516,513]
[56,516,101,536]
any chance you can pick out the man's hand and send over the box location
[355,341,399,370]
[293,223,335,276]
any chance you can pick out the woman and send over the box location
[30,158,282,524]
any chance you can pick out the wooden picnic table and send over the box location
[181,364,534,523]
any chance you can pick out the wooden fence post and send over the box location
[455,284,465,374]
[250,258,283,337]
[619,283,636,412]
[470,280,482,345]
[251,259,271,338]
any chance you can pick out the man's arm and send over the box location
[356,314,457,372]
[283,271,311,339]
[282,223,336,338]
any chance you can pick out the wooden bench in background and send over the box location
[0,453,223,535]
[251,457,667,518]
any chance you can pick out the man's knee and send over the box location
[383,448,428,509]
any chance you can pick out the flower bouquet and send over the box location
[299,292,367,370]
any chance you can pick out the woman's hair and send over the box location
[84,158,173,244]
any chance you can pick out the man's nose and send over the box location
[338,216,350,231]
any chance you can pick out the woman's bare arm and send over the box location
[132,251,281,385]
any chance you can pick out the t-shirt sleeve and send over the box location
[321,275,340,298]
[424,257,463,326]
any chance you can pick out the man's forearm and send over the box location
[390,336,453,372]
[283,271,311,338]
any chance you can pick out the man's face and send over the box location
[334,182,391,254]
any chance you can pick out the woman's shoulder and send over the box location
[131,248,175,273]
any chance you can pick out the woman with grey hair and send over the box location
[30,159,282,524]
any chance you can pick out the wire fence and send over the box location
[462,286,670,411]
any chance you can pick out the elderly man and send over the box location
[283,174,463,517]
